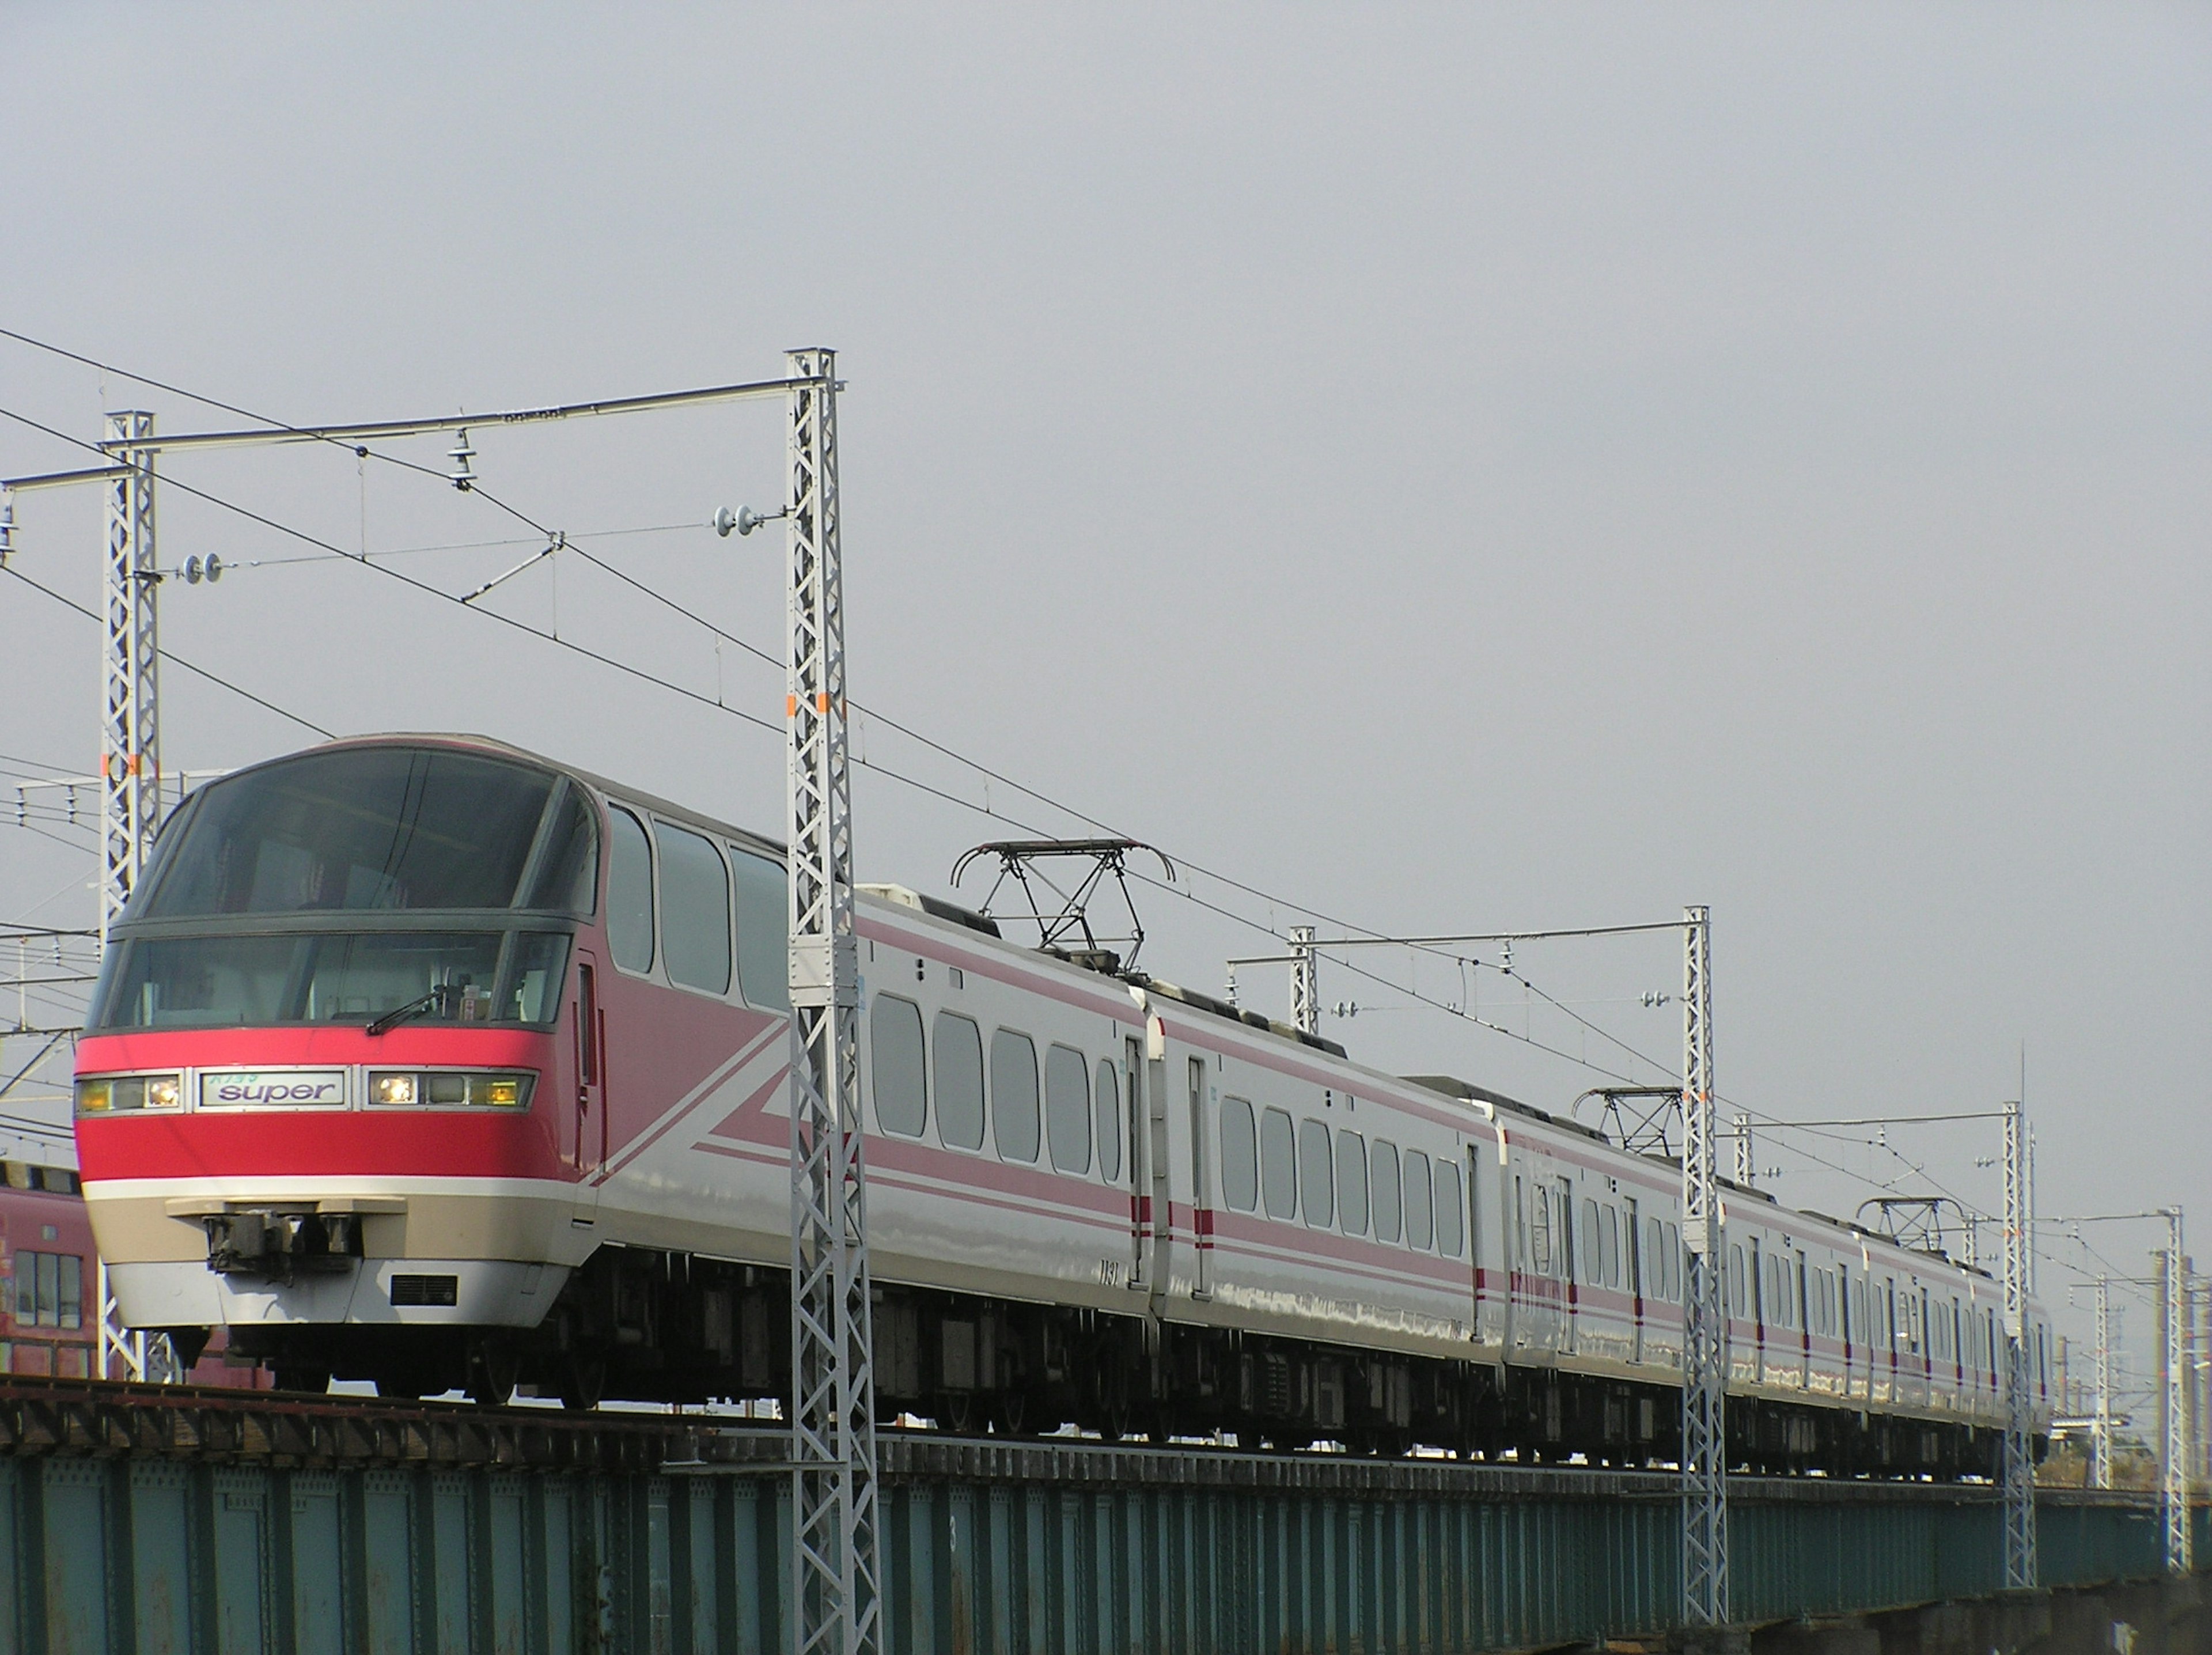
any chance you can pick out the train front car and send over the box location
[72,737,599,1399]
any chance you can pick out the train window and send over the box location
[729,847,789,1012]
[1404,1150,1434,1250]
[933,1013,986,1150]
[607,808,655,973]
[1095,1061,1123,1184]
[1298,1119,1334,1229]
[36,1253,59,1326]
[512,933,571,1024]
[1729,1247,1745,1317]
[1435,1158,1464,1258]
[655,824,732,995]
[1044,1045,1090,1174]
[523,783,600,915]
[1580,1200,1599,1281]
[1664,1222,1680,1301]
[1372,1140,1402,1243]
[1335,1130,1368,1236]
[1646,1218,1665,1299]
[1259,1107,1297,1220]
[1601,1205,1619,1289]
[56,1255,81,1330]
[1530,1186,1552,1275]
[1220,1097,1258,1211]
[870,995,927,1137]
[140,745,563,918]
[990,1031,1040,1164]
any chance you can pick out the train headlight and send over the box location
[75,1074,180,1114]
[368,1071,533,1108]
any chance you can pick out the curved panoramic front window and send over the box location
[139,746,593,918]
[92,930,571,1031]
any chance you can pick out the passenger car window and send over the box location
[990,1031,1040,1164]
[729,846,789,1012]
[1259,1106,1297,1220]
[1220,1097,1258,1211]
[1404,1150,1434,1249]
[1094,1061,1122,1184]
[1435,1157,1463,1258]
[1371,1139,1402,1243]
[933,1012,985,1150]
[1044,1044,1090,1173]
[655,823,731,994]
[870,995,927,1137]
[1298,1118,1334,1229]
[1335,1129,1368,1237]
[607,806,654,972]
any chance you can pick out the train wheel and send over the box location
[468,1344,519,1407]
[272,1365,329,1395]
[559,1352,607,1412]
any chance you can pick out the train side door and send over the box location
[570,950,605,1235]
[1143,1021,1171,1312]
[1187,1056,1212,1300]
[1624,1196,1643,1365]
[1125,1035,1149,1292]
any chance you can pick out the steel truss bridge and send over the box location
[0,1377,2200,1654]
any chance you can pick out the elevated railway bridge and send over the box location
[0,1377,2200,1654]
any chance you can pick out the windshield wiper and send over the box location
[365,984,459,1037]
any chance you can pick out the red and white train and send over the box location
[73,734,2048,1471]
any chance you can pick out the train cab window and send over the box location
[1259,1107,1297,1220]
[1220,1097,1258,1211]
[1435,1158,1464,1258]
[870,995,927,1137]
[933,1012,986,1150]
[1601,1205,1620,1288]
[1372,1140,1402,1243]
[512,932,571,1024]
[607,808,655,973]
[729,846,789,1013]
[1335,1130,1369,1237]
[1298,1118,1334,1229]
[1044,1045,1090,1174]
[1404,1150,1434,1250]
[990,1031,1041,1164]
[655,823,732,995]
[1095,1061,1123,1184]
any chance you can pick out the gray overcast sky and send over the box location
[4,6,2206,1363]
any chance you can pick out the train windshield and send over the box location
[138,745,596,919]
[93,931,571,1031]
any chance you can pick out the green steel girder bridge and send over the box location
[0,1376,2200,1654]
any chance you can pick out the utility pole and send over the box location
[2093,1276,2113,1491]
[100,412,161,945]
[783,349,880,1655]
[2162,1210,2191,1574]
[1732,1111,1752,1188]
[1679,904,1728,1629]
[1289,924,1319,1037]
[2002,1096,2037,1590]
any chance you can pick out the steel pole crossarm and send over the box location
[1,463,132,493]
[96,374,826,459]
